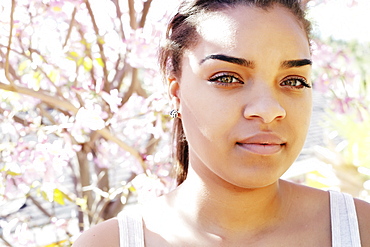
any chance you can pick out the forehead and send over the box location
[191,5,310,60]
[194,10,238,49]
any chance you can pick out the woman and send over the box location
[73,0,370,246]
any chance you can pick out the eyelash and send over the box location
[280,76,311,89]
[208,72,244,86]
[208,73,311,90]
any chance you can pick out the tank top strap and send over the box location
[117,209,145,247]
[329,190,361,247]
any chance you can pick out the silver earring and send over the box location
[169,109,179,118]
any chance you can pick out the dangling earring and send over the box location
[169,109,179,118]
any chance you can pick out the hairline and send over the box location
[174,3,310,79]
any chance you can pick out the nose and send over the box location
[243,88,286,123]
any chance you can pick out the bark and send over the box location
[76,149,93,228]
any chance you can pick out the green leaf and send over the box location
[32,71,43,91]
[18,60,30,73]
[69,51,79,58]
[6,170,21,176]
[43,239,67,247]
[53,188,66,205]
[48,70,58,83]
[77,57,84,67]
[41,190,51,202]
[97,36,105,45]
[128,185,136,193]
[1,164,22,176]
[83,57,93,71]
[53,188,72,205]
[95,57,105,67]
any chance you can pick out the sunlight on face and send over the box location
[178,5,312,189]
[196,12,238,50]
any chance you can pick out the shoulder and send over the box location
[354,197,370,246]
[72,218,119,247]
[281,179,330,202]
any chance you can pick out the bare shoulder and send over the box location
[72,218,119,247]
[281,179,330,202]
[354,198,370,246]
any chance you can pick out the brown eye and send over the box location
[209,73,244,85]
[220,75,235,83]
[285,78,301,87]
[280,76,311,89]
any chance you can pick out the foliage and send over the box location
[312,36,370,194]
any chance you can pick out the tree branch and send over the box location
[120,67,138,106]
[97,128,148,173]
[77,27,97,87]
[0,44,27,59]
[37,103,58,125]
[0,236,12,247]
[112,55,128,90]
[0,81,79,114]
[28,194,53,218]
[110,0,126,40]
[5,0,16,87]
[84,0,110,92]
[28,50,65,97]
[0,107,30,126]
[139,0,152,28]
[76,149,94,226]
[63,7,77,48]
[128,0,137,30]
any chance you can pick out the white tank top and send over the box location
[117,190,361,246]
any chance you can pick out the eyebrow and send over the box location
[280,59,312,69]
[200,54,255,68]
[200,54,312,69]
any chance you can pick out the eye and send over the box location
[280,76,311,89]
[208,72,244,86]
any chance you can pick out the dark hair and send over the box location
[159,0,312,185]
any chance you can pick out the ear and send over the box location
[168,76,180,110]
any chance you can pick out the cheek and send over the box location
[285,96,312,140]
[180,84,237,144]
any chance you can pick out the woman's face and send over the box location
[173,5,312,189]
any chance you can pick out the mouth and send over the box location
[236,133,286,155]
[236,142,285,155]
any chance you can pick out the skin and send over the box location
[176,6,312,190]
[73,5,370,247]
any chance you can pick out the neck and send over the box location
[169,166,291,237]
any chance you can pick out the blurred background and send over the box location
[0,0,369,246]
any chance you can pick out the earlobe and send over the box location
[168,77,180,110]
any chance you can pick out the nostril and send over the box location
[243,99,286,123]
[244,110,286,123]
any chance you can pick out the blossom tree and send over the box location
[0,0,179,245]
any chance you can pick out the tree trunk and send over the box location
[76,149,93,229]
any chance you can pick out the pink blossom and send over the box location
[75,107,106,131]
[101,89,122,113]
[131,174,167,204]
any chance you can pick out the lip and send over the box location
[236,133,286,155]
